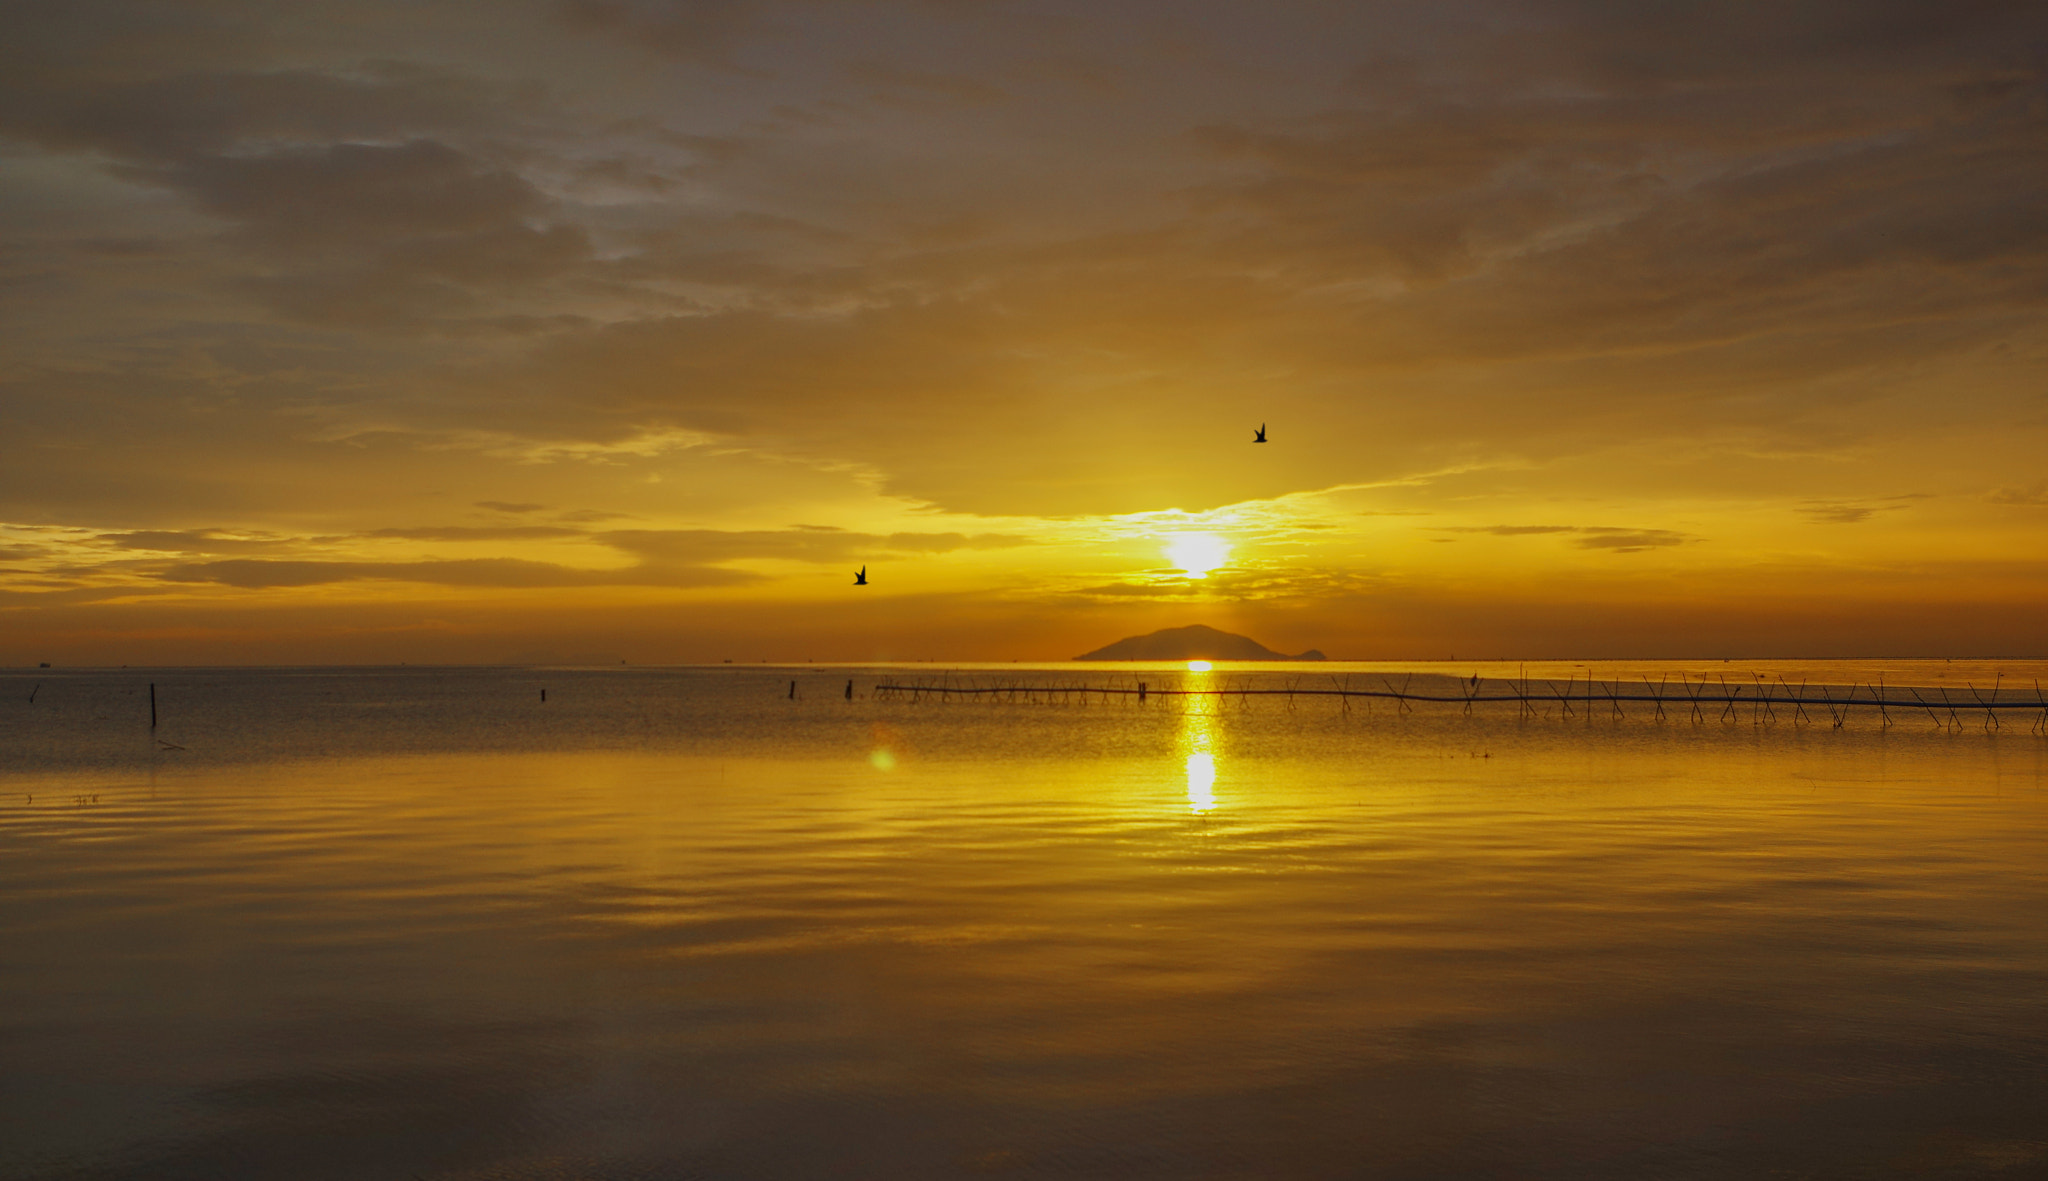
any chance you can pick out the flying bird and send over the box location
[853,566,868,586]
[1253,423,1267,443]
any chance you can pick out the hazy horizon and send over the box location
[11,655,2048,668]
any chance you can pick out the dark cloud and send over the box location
[1798,496,1928,523]
[1196,68,2048,351]
[11,520,1034,598]
[475,501,549,514]
[1805,504,1879,524]
[1531,0,2043,90]
[157,558,754,589]
[34,524,1021,586]
[0,51,591,327]
[0,66,512,165]
[598,528,1032,563]
[97,530,289,555]
[174,140,545,244]
[365,525,587,541]
[1986,483,2048,506]
[189,139,592,325]
[552,0,762,66]
[0,584,177,606]
[846,62,1010,108]
[1572,528,1688,552]
[1432,525,1691,552]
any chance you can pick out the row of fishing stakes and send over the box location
[870,671,2048,734]
[786,679,860,700]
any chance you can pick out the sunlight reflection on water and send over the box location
[4,665,2048,1179]
[1181,699,1219,814]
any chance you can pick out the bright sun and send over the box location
[1164,532,1231,579]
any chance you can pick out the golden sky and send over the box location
[3,0,2047,663]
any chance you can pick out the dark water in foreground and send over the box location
[4,663,2048,1180]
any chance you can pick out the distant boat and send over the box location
[853,566,868,586]
[1253,423,1267,443]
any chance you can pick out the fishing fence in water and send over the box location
[868,671,2048,733]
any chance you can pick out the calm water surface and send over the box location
[4,663,2048,1179]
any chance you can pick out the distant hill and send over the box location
[1073,624,1326,662]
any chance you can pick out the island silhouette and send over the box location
[1073,624,1325,662]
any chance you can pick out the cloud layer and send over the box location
[3,0,2046,659]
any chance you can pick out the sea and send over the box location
[4,660,2048,1180]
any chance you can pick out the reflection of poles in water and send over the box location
[147,681,186,752]
[865,670,2047,733]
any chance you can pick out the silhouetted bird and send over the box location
[854,566,868,586]
[1253,423,1267,443]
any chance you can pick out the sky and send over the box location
[3,0,2046,664]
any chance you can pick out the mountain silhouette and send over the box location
[1073,624,1325,662]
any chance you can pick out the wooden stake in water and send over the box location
[149,683,157,730]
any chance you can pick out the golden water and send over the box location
[4,665,2047,1178]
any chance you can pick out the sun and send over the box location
[1164,532,1231,579]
